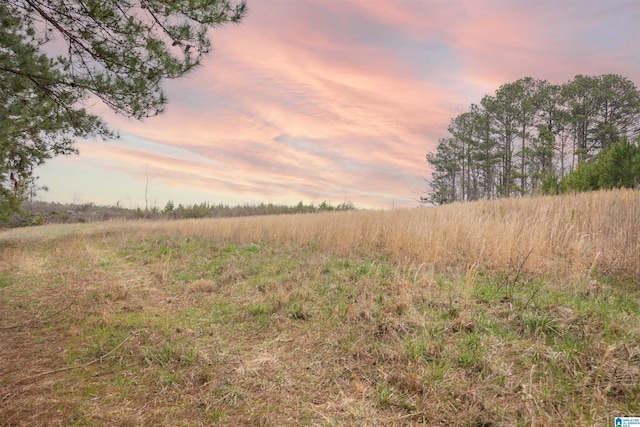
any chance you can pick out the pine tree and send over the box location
[424,74,640,204]
[0,0,246,220]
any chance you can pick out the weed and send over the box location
[287,302,312,320]
[246,301,279,317]
[141,342,198,367]
[376,383,394,408]
[456,330,485,371]
[0,275,12,288]
[520,312,559,337]
[239,244,260,254]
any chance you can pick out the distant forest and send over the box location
[6,200,355,228]
[424,74,640,204]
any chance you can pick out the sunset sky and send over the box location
[37,0,640,210]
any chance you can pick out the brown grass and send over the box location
[9,188,636,279]
[0,189,638,425]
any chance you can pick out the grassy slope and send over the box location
[0,190,638,426]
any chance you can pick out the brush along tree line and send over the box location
[0,0,247,221]
[424,75,640,205]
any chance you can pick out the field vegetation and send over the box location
[7,200,354,228]
[1,189,638,425]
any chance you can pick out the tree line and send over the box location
[423,74,640,204]
[7,199,355,228]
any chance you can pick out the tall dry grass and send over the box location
[4,189,638,280]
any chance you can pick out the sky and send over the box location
[37,0,640,210]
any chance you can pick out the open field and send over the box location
[1,189,639,425]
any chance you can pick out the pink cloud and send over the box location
[39,0,640,210]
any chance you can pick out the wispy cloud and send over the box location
[39,0,640,209]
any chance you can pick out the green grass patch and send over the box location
[0,275,12,289]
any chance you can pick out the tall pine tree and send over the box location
[425,74,640,204]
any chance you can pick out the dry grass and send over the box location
[9,188,637,279]
[1,189,638,425]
